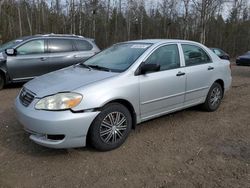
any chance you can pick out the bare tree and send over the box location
[182,0,190,39]
[0,0,5,14]
[0,0,250,56]
[192,0,224,44]
[126,0,132,40]
[25,2,32,35]
[17,1,23,36]
[79,0,83,35]
[105,0,111,45]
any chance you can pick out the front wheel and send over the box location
[88,103,132,151]
[202,82,223,112]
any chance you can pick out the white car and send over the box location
[15,39,232,151]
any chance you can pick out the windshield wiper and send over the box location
[77,63,92,71]
[88,65,111,72]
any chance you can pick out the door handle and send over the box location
[208,66,214,70]
[40,57,47,61]
[176,71,186,76]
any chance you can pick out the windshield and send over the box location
[0,39,23,51]
[84,43,152,72]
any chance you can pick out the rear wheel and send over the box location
[88,103,132,151]
[202,82,223,112]
[0,74,5,90]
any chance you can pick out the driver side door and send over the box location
[7,39,49,80]
[139,44,186,121]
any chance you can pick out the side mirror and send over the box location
[140,63,160,74]
[5,48,16,56]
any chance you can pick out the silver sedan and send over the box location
[15,39,232,151]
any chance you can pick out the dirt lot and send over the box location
[0,65,250,188]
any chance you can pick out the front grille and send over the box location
[19,88,35,107]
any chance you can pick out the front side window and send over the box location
[145,44,180,71]
[75,40,93,51]
[0,39,23,51]
[182,44,211,66]
[16,40,45,55]
[49,39,74,53]
[84,43,152,72]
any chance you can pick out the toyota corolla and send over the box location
[15,40,232,151]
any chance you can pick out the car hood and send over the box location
[24,66,119,98]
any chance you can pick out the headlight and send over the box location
[35,93,82,111]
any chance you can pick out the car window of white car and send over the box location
[182,44,211,66]
[16,40,45,55]
[144,44,180,71]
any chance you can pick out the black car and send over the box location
[0,34,100,89]
[210,48,230,60]
[236,51,250,66]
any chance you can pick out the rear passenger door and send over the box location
[181,44,214,105]
[48,38,78,71]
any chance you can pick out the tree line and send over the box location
[0,0,250,57]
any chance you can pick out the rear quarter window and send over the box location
[75,40,93,51]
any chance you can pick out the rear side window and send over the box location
[75,40,93,51]
[145,44,180,71]
[182,44,211,66]
[16,40,45,55]
[49,39,74,53]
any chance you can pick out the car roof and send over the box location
[15,34,93,41]
[127,39,202,45]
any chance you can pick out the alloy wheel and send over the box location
[99,112,128,144]
[210,86,222,107]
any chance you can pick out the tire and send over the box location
[88,103,132,151]
[202,82,223,112]
[0,74,4,90]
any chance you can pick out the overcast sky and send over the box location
[47,0,247,20]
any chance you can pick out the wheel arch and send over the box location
[101,99,137,129]
[86,98,137,148]
[214,79,225,95]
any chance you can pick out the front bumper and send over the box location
[15,97,100,149]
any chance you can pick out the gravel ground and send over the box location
[0,65,250,188]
